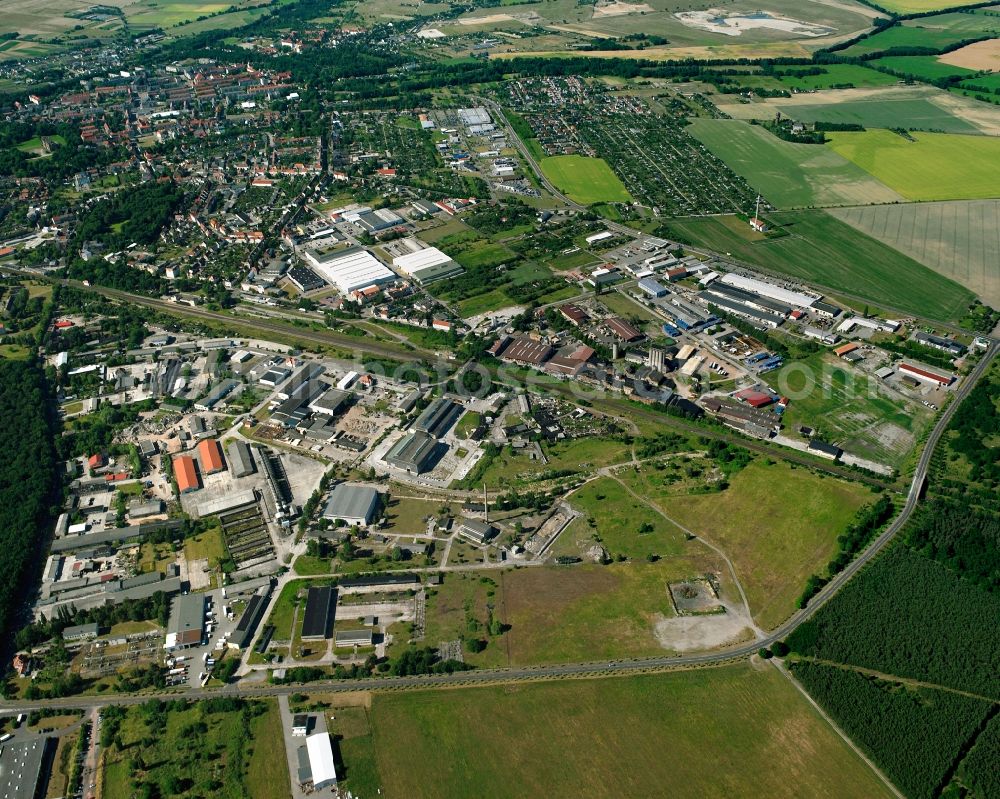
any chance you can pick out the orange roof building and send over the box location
[173,455,200,493]
[834,343,859,358]
[197,438,225,474]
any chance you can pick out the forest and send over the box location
[0,360,59,652]
[73,180,187,250]
[786,545,1000,699]
[789,661,993,799]
[904,501,1000,594]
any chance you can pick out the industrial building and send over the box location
[808,440,843,460]
[0,736,53,799]
[914,331,965,357]
[173,455,200,493]
[492,336,555,367]
[385,431,441,474]
[323,484,380,526]
[308,388,351,416]
[718,273,818,308]
[62,622,99,641]
[194,378,239,411]
[301,586,336,640]
[229,592,269,650]
[196,438,225,474]
[335,629,374,648]
[227,440,256,478]
[164,593,206,650]
[276,363,326,400]
[299,733,337,790]
[899,362,955,386]
[457,518,496,544]
[303,246,395,294]
[638,276,669,298]
[603,317,644,343]
[699,291,783,328]
[392,244,464,283]
[413,398,463,438]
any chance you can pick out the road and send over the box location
[1,342,992,716]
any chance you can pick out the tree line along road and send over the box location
[1,342,993,716]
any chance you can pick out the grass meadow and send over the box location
[539,155,632,205]
[369,664,895,799]
[625,460,872,629]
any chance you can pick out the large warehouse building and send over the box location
[164,593,206,650]
[301,586,336,640]
[392,244,464,284]
[385,430,441,475]
[413,397,463,438]
[173,455,200,493]
[323,484,380,526]
[303,246,395,294]
[227,440,256,478]
[196,438,225,474]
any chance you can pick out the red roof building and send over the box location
[173,455,200,493]
[735,388,774,408]
[899,362,954,386]
[87,453,105,469]
[197,439,225,474]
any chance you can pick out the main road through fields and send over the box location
[1,342,993,716]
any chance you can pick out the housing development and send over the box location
[0,0,997,798]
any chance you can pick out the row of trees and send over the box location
[0,360,59,654]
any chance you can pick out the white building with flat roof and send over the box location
[719,273,818,308]
[305,248,395,294]
[305,733,337,789]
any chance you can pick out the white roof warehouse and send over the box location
[304,246,395,294]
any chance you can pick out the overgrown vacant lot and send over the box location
[831,199,1000,307]
[635,460,872,629]
[666,210,975,322]
[369,664,894,799]
[424,554,743,667]
[100,698,287,799]
[687,118,902,208]
[826,130,1000,201]
[539,155,632,205]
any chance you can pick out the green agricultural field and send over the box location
[539,155,632,205]
[788,95,980,134]
[636,460,871,629]
[665,210,975,321]
[874,0,980,12]
[776,64,899,90]
[830,199,1000,307]
[369,665,895,799]
[826,129,1000,201]
[870,54,976,81]
[687,119,902,208]
[958,72,1000,92]
[840,12,1000,57]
